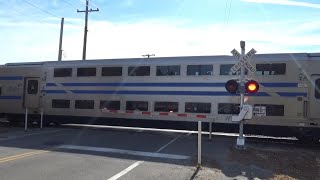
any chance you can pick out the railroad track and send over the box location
[246,135,320,148]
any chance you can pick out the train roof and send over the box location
[3,52,320,67]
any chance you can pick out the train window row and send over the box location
[218,103,284,116]
[256,63,286,75]
[51,99,284,116]
[187,65,213,75]
[157,65,180,76]
[220,64,248,75]
[52,99,70,108]
[254,104,284,116]
[51,100,210,113]
[53,63,286,77]
[54,68,72,77]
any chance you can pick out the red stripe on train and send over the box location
[159,112,169,116]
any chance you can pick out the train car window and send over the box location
[256,63,286,75]
[271,63,286,75]
[52,99,70,108]
[54,68,72,77]
[126,101,148,111]
[218,103,240,115]
[128,66,150,76]
[75,100,94,109]
[100,101,120,110]
[187,65,213,76]
[154,102,178,112]
[156,65,180,76]
[220,64,248,75]
[77,68,96,77]
[27,80,38,94]
[185,102,211,113]
[315,79,320,99]
[254,104,284,116]
[101,67,122,76]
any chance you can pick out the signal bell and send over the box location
[225,79,259,94]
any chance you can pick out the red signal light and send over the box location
[225,79,239,94]
[246,80,259,93]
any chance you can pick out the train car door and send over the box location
[310,75,320,119]
[24,78,40,109]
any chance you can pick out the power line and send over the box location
[61,0,78,9]
[22,0,60,18]
[21,0,77,25]
[0,1,56,27]
[226,0,233,25]
[79,0,99,9]
[223,0,229,24]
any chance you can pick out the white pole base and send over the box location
[236,136,246,149]
[198,121,202,165]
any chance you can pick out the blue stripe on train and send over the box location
[70,90,270,96]
[0,76,23,80]
[0,96,21,99]
[44,89,305,97]
[260,83,298,87]
[46,83,57,86]
[42,90,67,94]
[276,92,307,97]
[61,82,226,87]
[57,82,298,87]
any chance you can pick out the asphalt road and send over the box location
[0,124,319,180]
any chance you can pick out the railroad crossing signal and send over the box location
[227,41,258,149]
[225,80,238,94]
[246,80,259,93]
[230,48,257,73]
[226,46,259,94]
[225,79,259,94]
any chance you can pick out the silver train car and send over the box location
[0,53,319,141]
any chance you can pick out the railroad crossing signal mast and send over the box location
[225,41,258,149]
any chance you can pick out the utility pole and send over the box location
[142,54,155,58]
[58,17,64,61]
[77,0,99,60]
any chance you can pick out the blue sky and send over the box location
[0,0,320,63]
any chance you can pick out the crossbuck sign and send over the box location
[230,48,257,73]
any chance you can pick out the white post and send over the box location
[209,121,212,140]
[198,121,202,166]
[40,108,43,129]
[237,41,246,149]
[25,108,28,131]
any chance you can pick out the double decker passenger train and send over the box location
[0,53,319,141]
